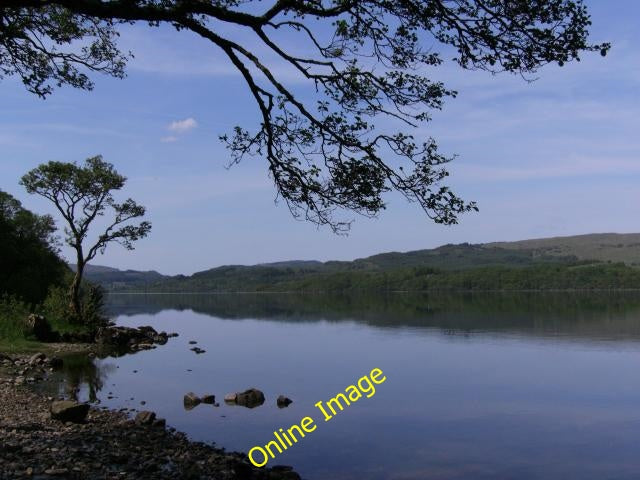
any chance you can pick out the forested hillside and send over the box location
[89,234,640,292]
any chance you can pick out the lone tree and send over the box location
[20,156,151,319]
[2,1,608,231]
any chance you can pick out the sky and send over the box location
[1,1,639,275]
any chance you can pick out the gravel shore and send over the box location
[0,352,301,480]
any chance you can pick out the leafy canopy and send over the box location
[20,156,151,264]
[2,0,609,231]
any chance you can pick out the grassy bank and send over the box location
[0,292,93,353]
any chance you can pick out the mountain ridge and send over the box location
[79,232,640,291]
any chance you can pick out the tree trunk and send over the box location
[70,251,84,321]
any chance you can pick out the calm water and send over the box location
[44,292,640,479]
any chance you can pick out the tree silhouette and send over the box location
[21,156,151,319]
[2,1,608,231]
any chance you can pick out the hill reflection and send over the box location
[105,292,640,343]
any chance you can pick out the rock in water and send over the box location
[234,388,265,409]
[223,393,237,403]
[277,395,293,408]
[183,392,201,410]
[135,411,156,426]
[95,325,171,353]
[50,401,90,423]
[202,394,215,404]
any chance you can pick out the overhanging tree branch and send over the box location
[3,0,610,231]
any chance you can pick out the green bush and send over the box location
[41,284,108,336]
[41,286,78,334]
[80,284,108,335]
[0,294,31,342]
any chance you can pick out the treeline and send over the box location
[126,261,640,293]
[272,263,640,292]
[0,190,68,305]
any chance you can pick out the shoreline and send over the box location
[0,351,301,480]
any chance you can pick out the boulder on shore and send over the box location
[50,401,90,423]
[135,411,156,426]
[23,314,58,342]
[152,417,166,428]
[28,352,46,365]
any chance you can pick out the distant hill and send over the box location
[487,233,640,265]
[259,260,325,268]
[84,233,640,292]
[70,264,168,289]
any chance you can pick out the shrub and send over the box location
[41,283,108,337]
[0,294,31,342]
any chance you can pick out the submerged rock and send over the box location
[50,401,89,423]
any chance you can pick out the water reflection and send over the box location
[34,292,640,480]
[35,354,116,403]
[105,291,640,343]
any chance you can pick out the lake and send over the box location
[43,292,640,479]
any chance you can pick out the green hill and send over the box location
[89,233,640,292]
[70,264,167,289]
[487,233,640,265]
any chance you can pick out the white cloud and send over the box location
[160,135,178,143]
[168,117,198,133]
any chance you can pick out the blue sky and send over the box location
[1,1,639,275]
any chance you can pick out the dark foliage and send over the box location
[0,190,68,305]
